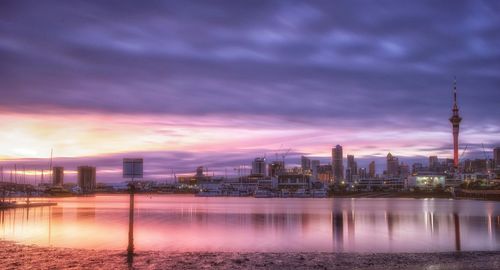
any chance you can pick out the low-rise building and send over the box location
[407,174,445,190]
[278,173,310,190]
[77,166,96,193]
[357,177,404,191]
[52,166,64,186]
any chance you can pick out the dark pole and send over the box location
[454,213,461,251]
[127,181,135,262]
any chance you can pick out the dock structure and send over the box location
[0,202,57,210]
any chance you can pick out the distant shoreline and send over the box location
[8,191,500,201]
[1,241,499,270]
[3,191,499,202]
[331,191,454,199]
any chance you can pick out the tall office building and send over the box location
[78,166,96,193]
[368,161,376,178]
[449,79,462,169]
[52,166,64,186]
[311,160,320,180]
[346,155,357,182]
[412,163,423,174]
[301,156,311,171]
[358,168,367,178]
[386,153,399,177]
[429,156,439,171]
[332,145,344,183]
[399,163,409,179]
[311,160,320,170]
[252,157,267,176]
[494,147,500,169]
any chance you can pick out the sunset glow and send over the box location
[0,109,498,182]
[1,0,499,183]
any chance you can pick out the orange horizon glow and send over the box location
[0,111,478,163]
[0,108,497,183]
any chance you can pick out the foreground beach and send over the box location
[1,241,499,270]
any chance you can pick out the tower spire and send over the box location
[449,77,462,170]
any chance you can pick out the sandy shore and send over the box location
[1,241,499,269]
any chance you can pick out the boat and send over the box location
[293,188,310,198]
[254,189,274,198]
[280,190,291,198]
[311,189,328,198]
[228,190,242,196]
[196,189,222,197]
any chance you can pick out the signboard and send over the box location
[123,158,143,179]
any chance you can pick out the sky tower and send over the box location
[449,78,462,169]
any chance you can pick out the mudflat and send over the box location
[1,241,499,270]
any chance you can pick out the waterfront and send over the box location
[1,195,499,253]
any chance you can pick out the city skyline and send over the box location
[1,1,500,182]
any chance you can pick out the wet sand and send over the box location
[1,241,499,269]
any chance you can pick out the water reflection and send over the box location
[0,196,499,252]
[332,212,343,251]
[76,207,95,221]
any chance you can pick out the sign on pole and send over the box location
[123,158,143,179]
[122,158,142,261]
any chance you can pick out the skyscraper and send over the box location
[429,156,439,171]
[412,163,423,174]
[311,160,320,180]
[346,155,357,182]
[368,161,376,178]
[399,163,409,179]
[494,147,500,169]
[386,153,399,177]
[52,166,64,186]
[449,79,462,169]
[301,156,311,171]
[252,157,267,176]
[78,166,96,193]
[332,145,344,183]
[358,167,367,178]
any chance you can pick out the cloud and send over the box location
[1,1,499,123]
[0,0,499,177]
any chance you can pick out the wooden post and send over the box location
[127,182,135,263]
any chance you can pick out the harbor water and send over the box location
[0,195,499,252]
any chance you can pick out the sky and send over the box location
[0,0,499,183]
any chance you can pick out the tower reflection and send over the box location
[332,212,344,251]
[454,213,461,251]
[347,211,355,246]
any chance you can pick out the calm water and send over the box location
[1,195,499,252]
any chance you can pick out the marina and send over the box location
[196,187,328,198]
